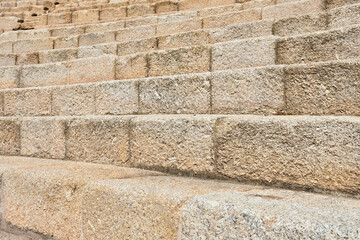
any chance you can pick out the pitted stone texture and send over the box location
[116,53,147,80]
[157,30,210,50]
[82,176,255,240]
[215,116,360,195]
[0,67,19,89]
[212,37,277,71]
[95,80,138,115]
[327,0,360,8]
[21,118,65,159]
[0,119,20,155]
[329,4,360,28]
[131,115,216,175]
[21,63,67,88]
[277,26,360,64]
[139,74,211,114]
[2,157,161,240]
[180,190,360,239]
[211,67,285,114]
[284,60,360,115]
[52,84,95,116]
[0,231,30,240]
[3,88,51,116]
[65,117,130,164]
[149,46,210,77]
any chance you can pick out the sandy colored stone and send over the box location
[212,37,277,71]
[326,0,360,8]
[3,88,51,116]
[21,118,65,159]
[16,53,39,65]
[82,176,254,239]
[273,13,328,36]
[125,16,157,28]
[0,119,20,155]
[52,84,95,116]
[156,19,202,36]
[117,38,157,56]
[262,0,325,20]
[131,115,216,175]
[116,25,156,42]
[215,115,360,195]
[84,21,125,33]
[78,43,117,58]
[181,190,360,239]
[127,3,155,17]
[203,8,261,29]
[2,157,161,240]
[0,92,3,116]
[179,0,208,10]
[95,80,138,115]
[198,4,239,17]
[71,9,99,24]
[158,30,210,50]
[39,48,77,64]
[0,231,30,240]
[284,60,360,115]
[278,26,360,64]
[139,74,211,114]
[79,31,116,46]
[13,39,53,54]
[157,11,197,23]
[242,0,275,9]
[116,53,148,79]
[211,66,284,114]
[329,3,360,29]
[155,0,178,13]
[47,12,71,25]
[17,29,51,40]
[0,31,18,42]
[51,26,84,38]
[65,116,130,164]
[0,67,19,89]
[149,46,210,77]
[209,20,273,43]
[53,35,78,49]
[100,7,126,21]
[66,56,116,84]
[20,62,67,88]
[0,55,15,67]
[0,42,13,55]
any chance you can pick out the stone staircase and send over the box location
[0,0,359,239]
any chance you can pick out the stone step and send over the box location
[0,155,359,239]
[1,59,359,116]
[0,115,359,196]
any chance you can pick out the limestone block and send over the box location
[156,19,202,36]
[13,39,53,54]
[79,31,116,46]
[158,30,210,50]
[127,3,155,17]
[117,38,157,56]
[39,48,77,64]
[47,12,71,25]
[116,53,148,79]
[0,67,19,89]
[116,25,156,42]
[72,9,99,24]
[54,36,79,49]
[100,7,126,21]
[16,53,39,65]
[0,119,20,155]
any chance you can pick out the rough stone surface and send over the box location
[82,176,254,240]
[139,74,211,114]
[157,30,210,50]
[0,67,19,89]
[20,118,66,159]
[180,191,360,239]
[329,4,360,28]
[52,84,95,116]
[0,119,20,155]
[211,67,285,114]
[116,53,147,79]
[284,60,360,115]
[0,231,30,240]
[215,115,360,195]
[3,88,51,116]
[65,117,130,164]
[95,80,138,115]
[2,156,161,240]
[212,37,277,71]
[131,115,216,175]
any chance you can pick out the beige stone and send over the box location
[52,84,96,116]
[13,39,53,54]
[95,80,138,115]
[51,26,84,38]
[212,37,277,71]
[131,115,216,175]
[139,74,211,114]
[179,0,208,10]
[149,46,210,77]
[0,67,19,89]
[0,54,14,66]
[47,12,71,25]
[16,53,39,65]
[155,0,178,13]
[116,53,148,79]
[20,62,68,88]
[79,31,116,46]
[0,41,13,55]
[211,67,285,114]
[4,88,51,116]
[125,16,157,28]
[2,157,161,240]
[262,0,325,20]
[127,3,155,17]
[82,176,253,239]
[39,49,77,64]
[117,38,157,56]
[100,7,126,21]
[17,29,51,40]
[0,231,30,240]
[326,0,360,9]
[65,116,130,164]
[72,9,99,24]
[203,8,261,29]
[215,115,360,195]
[66,56,116,84]
[21,118,66,159]
[198,5,238,17]
[84,21,125,33]
[284,60,360,115]
[0,119,20,155]
[277,26,360,64]
[116,25,156,42]
[156,19,202,36]
[157,11,197,23]
[158,30,210,50]
[54,36,78,49]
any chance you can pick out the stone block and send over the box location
[116,53,148,80]
[156,19,202,36]
[117,38,157,56]
[79,31,116,46]
[0,119,20,155]
[72,9,99,24]
[0,67,19,89]
[158,30,210,50]
[13,39,53,54]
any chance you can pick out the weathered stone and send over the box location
[79,31,116,46]
[203,8,261,28]
[116,53,147,79]
[13,39,53,54]
[21,118,65,159]
[65,117,130,164]
[156,19,202,36]
[0,119,20,155]
[329,3,360,29]
[72,9,99,24]
[117,38,157,56]
[158,30,210,50]
[0,67,19,89]
[116,25,156,43]
[38,48,77,64]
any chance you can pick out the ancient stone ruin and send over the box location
[0,0,359,239]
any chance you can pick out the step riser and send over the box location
[1,61,359,116]
[0,115,359,195]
